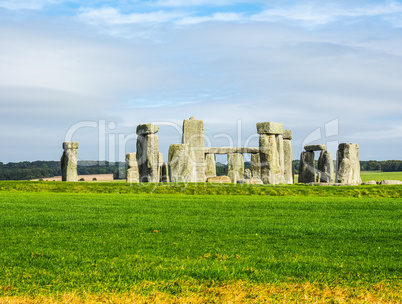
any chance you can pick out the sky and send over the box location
[1,0,402,164]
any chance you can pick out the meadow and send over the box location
[0,181,401,303]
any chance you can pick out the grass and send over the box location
[0,188,401,302]
[1,180,402,198]
[361,171,402,182]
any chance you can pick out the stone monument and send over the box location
[61,141,79,182]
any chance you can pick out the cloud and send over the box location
[78,7,183,25]
[251,2,402,26]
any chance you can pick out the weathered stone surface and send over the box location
[318,150,334,183]
[61,141,78,182]
[203,147,259,154]
[256,122,284,135]
[161,162,169,183]
[228,153,244,184]
[276,134,285,182]
[244,169,252,179]
[251,153,261,179]
[362,180,377,185]
[168,144,193,183]
[298,151,315,183]
[136,134,159,182]
[259,134,283,184]
[205,153,216,179]
[136,124,159,135]
[336,143,362,185]
[182,117,205,182]
[379,180,402,185]
[304,144,326,151]
[237,178,263,184]
[63,142,79,150]
[206,176,231,183]
[125,152,139,183]
[283,139,294,184]
[283,130,292,140]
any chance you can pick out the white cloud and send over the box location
[252,2,402,26]
[78,7,184,24]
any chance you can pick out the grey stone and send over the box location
[283,130,292,140]
[304,144,326,151]
[125,152,139,183]
[283,139,294,184]
[259,134,284,184]
[336,143,362,185]
[182,117,205,182]
[362,180,377,185]
[244,169,252,179]
[318,150,334,183]
[161,162,169,183]
[276,134,285,182]
[251,153,261,179]
[205,153,216,179]
[237,178,263,185]
[203,147,259,154]
[298,151,315,183]
[256,122,284,135]
[136,133,159,182]
[379,180,402,185]
[168,144,193,183]
[206,176,231,183]
[136,124,159,135]
[61,141,79,182]
[228,153,244,184]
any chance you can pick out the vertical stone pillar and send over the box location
[251,153,261,178]
[283,130,294,184]
[336,143,362,184]
[228,153,244,183]
[161,162,169,183]
[205,153,216,179]
[136,124,160,183]
[125,152,139,183]
[257,122,284,184]
[168,144,192,183]
[318,150,334,183]
[61,142,79,182]
[298,151,315,183]
[182,116,205,182]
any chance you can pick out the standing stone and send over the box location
[336,143,362,184]
[61,142,79,182]
[136,124,159,183]
[259,134,283,184]
[168,144,193,183]
[244,169,252,179]
[227,153,244,184]
[125,152,139,183]
[298,151,315,183]
[283,130,294,184]
[318,150,334,183]
[182,117,205,182]
[251,153,261,178]
[205,153,216,179]
[161,162,169,183]
[257,122,284,184]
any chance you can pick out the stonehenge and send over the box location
[61,141,79,182]
[56,116,361,186]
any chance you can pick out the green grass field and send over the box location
[361,171,402,182]
[0,181,401,303]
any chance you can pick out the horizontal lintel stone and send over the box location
[304,144,326,151]
[136,124,159,135]
[256,122,284,135]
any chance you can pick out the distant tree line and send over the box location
[0,161,126,180]
[0,159,401,180]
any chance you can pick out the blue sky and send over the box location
[1,0,402,163]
